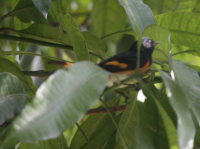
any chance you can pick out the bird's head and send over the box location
[141,37,160,49]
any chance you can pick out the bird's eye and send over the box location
[148,39,152,43]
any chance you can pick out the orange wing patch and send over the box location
[115,60,150,75]
[64,62,73,68]
[138,60,150,74]
[105,61,128,69]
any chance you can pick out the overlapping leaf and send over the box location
[162,0,197,13]
[1,62,109,148]
[155,12,200,52]
[168,54,200,125]
[118,0,155,34]
[92,0,127,42]
[0,73,28,125]
[159,69,195,149]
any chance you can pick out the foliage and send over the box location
[0,0,200,149]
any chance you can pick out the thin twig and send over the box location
[99,98,128,149]
[75,123,93,149]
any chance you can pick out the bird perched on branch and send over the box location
[48,37,159,87]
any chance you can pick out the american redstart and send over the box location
[48,37,159,87]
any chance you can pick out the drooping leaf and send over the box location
[155,12,200,51]
[1,61,109,148]
[133,102,154,149]
[0,58,34,93]
[0,72,28,125]
[142,25,171,61]
[162,0,197,13]
[91,0,127,42]
[168,54,200,126]
[138,84,178,149]
[32,0,52,19]
[159,69,195,149]
[118,0,155,34]
[70,96,120,149]
[62,13,89,61]
[116,92,138,149]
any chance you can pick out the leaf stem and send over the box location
[99,98,128,149]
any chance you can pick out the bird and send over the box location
[48,37,159,87]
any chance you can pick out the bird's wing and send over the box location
[98,51,149,73]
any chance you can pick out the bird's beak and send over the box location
[153,41,160,46]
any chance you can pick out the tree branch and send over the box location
[85,105,126,115]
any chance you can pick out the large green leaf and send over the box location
[116,92,138,149]
[61,13,89,61]
[1,61,109,148]
[0,72,27,125]
[118,0,155,34]
[18,23,71,45]
[32,0,52,19]
[155,12,200,51]
[162,0,197,13]
[91,0,127,42]
[70,96,120,149]
[159,69,195,149]
[133,102,154,149]
[138,84,178,149]
[168,54,200,125]
[142,25,171,61]
[0,26,107,57]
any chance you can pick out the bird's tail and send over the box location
[47,60,73,68]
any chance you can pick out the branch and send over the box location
[22,70,55,77]
[0,34,106,60]
[85,105,126,115]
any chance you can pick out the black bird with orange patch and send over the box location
[48,37,159,87]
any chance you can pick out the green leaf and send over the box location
[142,25,171,61]
[18,141,41,149]
[82,31,108,57]
[118,0,155,34]
[0,0,47,23]
[61,13,89,61]
[32,0,52,19]
[162,0,197,13]
[168,54,200,126]
[116,92,138,149]
[18,23,71,45]
[159,69,195,149]
[40,134,68,149]
[0,72,27,125]
[91,0,127,42]
[70,96,120,149]
[137,84,178,149]
[133,102,154,149]
[48,0,68,24]
[0,58,33,93]
[1,61,109,148]
[155,12,200,51]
